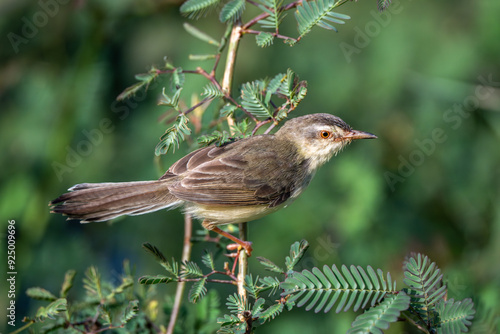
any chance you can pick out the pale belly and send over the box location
[183,202,287,225]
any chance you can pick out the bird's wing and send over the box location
[160,138,298,207]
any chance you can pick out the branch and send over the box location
[166,214,193,334]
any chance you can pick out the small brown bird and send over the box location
[50,113,376,255]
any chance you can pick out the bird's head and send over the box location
[276,113,377,171]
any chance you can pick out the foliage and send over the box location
[8,0,497,332]
[21,262,156,334]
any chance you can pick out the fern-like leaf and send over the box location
[259,302,284,322]
[256,32,274,47]
[285,240,309,272]
[241,82,272,119]
[59,269,76,298]
[404,253,447,326]
[281,264,396,313]
[295,0,350,38]
[197,130,233,147]
[257,256,285,274]
[226,293,248,314]
[189,277,208,303]
[117,69,158,101]
[142,243,179,277]
[220,0,246,23]
[28,298,67,322]
[26,287,58,301]
[182,261,204,278]
[201,251,215,270]
[377,0,392,12]
[83,266,103,299]
[155,114,191,156]
[257,0,285,30]
[138,275,173,285]
[259,276,281,296]
[180,0,220,19]
[347,292,411,334]
[202,82,224,100]
[120,300,139,324]
[435,298,475,333]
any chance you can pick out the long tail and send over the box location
[49,181,182,222]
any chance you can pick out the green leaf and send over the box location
[257,0,285,30]
[295,0,350,38]
[83,266,103,299]
[285,240,309,271]
[183,23,220,46]
[197,130,233,147]
[155,114,191,156]
[220,103,238,117]
[172,68,185,89]
[435,298,475,333]
[26,287,57,301]
[347,292,411,334]
[231,119,250,136]
[241,82,272,119]
[117,68,158,101]
[220,0,246,23]
[202,82,224,100]
[97,304,112,326]
[189,277,208,303]
[201,251,215,270]
[182,261,204,278]
[142,243,179,276]
[377,0,392,12]
[226,293,247,314]
[217,313,241,326]
[121,300,139,324]
[259,276,281,296]
[59,270,76,298]
[159,87,183,109]
[281,264,396,313]
[257,256,285,274]
[259,302,284,322]
[403,253,447,326]
[138,275,173,285]
[31,298,67,322]
[256,32,274,47]
[189,54,217,61]
[180,0,220,19]
[245,274,260,299]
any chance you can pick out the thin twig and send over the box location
[166,214,193,334]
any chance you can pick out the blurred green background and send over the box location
[1,0,499,332]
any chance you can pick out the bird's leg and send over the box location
[202,220,253,256]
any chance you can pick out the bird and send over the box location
[50,113,377,256]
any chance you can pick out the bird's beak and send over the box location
[343,130,377,140]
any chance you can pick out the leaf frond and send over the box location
[435,298,475,333]
[281,264,396,313]
[189,277,208,303]
[138,275,174,285]
[155,114,191,156]
[256,32,275,47]
[180,0,221,19]
[257,0,285,30]
[285,240,309,272]
[295,0,350,38]
[403,253,447,326]
[347,292,411,334]
[220,0,246,23]
[241,82,273,119]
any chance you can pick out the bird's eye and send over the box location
[319,131,332,139]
